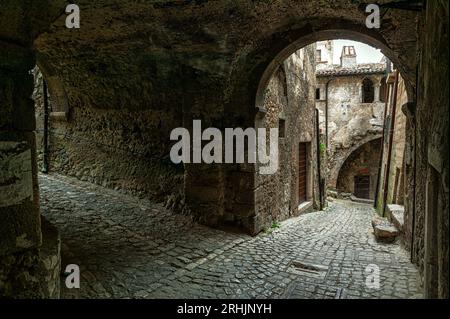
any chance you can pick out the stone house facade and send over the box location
[255,45,319,232]
[315,43,387,200]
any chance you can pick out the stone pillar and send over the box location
[374,84,381,102]
[0,41,52,298]
[0,41,41,254]
[358,83,363,103]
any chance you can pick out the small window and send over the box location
[316,88,321,100]
[316,49,322,63]
[380,77,387,103]
[279,119,286,138]
[362,78,375,103]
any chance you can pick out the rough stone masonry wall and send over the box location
[32,67,185,209]
[375,73,408,220]
[411,0,449,298]
[316,74,384,192]
[386,76,408,205]
[255,45,318,232]
[1,41,60,298]
[337,138,381,199]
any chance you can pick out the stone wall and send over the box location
[375,73,408,228]
[336,138,381,199]
[316,73,385,192]
[386,76,408,205]
[255,45,318,232]
[0,215,61,299]
[32,67,185,208]
[412,0,449,299]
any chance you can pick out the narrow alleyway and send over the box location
[40,174,422,299]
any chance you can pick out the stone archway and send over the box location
[244,25,416,235]
[335,137,382,200]
[329,133,383,190]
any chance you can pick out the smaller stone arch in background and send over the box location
[36,56,70,120]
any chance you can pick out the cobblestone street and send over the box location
[39,174,423,299]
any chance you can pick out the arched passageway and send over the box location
[336,138,382,200]
[0,1,448,299]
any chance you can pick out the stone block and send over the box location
[387,204,404,232]
[374,224,399,243]
[0,217,60,298]
[372,216,399,243]
[0,141,33,208]
[0,139,41,255]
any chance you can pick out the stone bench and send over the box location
[387,204,405,233]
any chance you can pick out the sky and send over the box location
[332,40,384,64]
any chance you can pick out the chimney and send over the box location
[340,46,357,68]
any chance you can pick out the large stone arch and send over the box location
[2,1,420,237]
[224,21,417,127]
[229,22,417,235]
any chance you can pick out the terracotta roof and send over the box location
[316,63,386,77]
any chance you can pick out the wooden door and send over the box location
[354,175,370,199]
[298,143,308,204]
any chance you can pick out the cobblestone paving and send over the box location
[39,174,423,299]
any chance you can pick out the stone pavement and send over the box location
[39,173,423,299]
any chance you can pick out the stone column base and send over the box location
[0,217,61,299]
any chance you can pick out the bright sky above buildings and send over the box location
[332,40,385,64]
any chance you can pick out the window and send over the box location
[298,143,308,204]
[380,77,387,103]
[362,78,374,103]
[316,49,322,63]
[354,175,370,199]
[279,119,286,138]
[315,88,321,100]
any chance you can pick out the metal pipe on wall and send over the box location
[382,70,400,217]
[42,79,50,174]
[315,108,323,210]
[374,70,391,208]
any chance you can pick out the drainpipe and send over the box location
[324,78,332,148]
[374,67,392,208]
[42,79,49,174]
[315,108,323,210]
[382,70,400,217]
[410,62,419,263]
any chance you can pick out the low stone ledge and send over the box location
[350,195,373,205]
[371,216,399,243]
[387,204,405,232]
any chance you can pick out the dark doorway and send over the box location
[362,78,374,103]
[299,143,308,204]
[354,175,370,199]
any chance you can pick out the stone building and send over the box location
[0,0,448,299]
[376,72,408,211]
[375,70,410,250]
[255,46,320,233]
[315,43,387,200]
